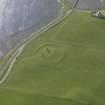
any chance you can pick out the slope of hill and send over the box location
[0,10,105,105]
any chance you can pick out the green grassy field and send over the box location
[1,11,105,105]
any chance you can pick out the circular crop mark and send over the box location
[37,44,65,64]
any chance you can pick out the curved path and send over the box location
[0,0,80,85]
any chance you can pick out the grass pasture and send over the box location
[1,11,105,105]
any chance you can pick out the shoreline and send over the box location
[0,0,78,85]
[0,0,61,60]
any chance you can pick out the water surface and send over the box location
[0,0,60,58]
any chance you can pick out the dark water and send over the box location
[76,0,102,10]
[0,0,60,58]
[67,0,105,10]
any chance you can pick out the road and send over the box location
[0,44,25,84]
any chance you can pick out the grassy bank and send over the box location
[0,11,105,105]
